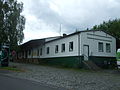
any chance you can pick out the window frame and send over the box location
[46,47,50,54]
[98,42,104,52]
[69,41,73,51]
[106,43,111,53]
[55,45,59,53]
[61,43,65,52]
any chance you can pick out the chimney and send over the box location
[63,33,67,37]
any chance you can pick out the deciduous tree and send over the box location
[91,19,120,39]
[0,0,25,49]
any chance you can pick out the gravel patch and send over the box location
[5,62,120,90]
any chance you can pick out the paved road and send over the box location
[0,74,67,90]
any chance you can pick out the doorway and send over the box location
[83,45,89,61]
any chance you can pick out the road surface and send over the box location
[0,74,67,90]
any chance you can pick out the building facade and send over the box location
[17,30,117,68]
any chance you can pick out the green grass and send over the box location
[117,59,120,61]
[0,66,25,72]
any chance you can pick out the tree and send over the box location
[0,0,25,49]
[91,19,120,39]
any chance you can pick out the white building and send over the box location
[18,30,116,68]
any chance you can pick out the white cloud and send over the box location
[18,0,120,43]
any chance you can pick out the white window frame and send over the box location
[98,42,104,52]
[106,43,111,53]
[55,45,59,53]
[46,47,49,54]
[61,43,65,52]
[69,41,73,51]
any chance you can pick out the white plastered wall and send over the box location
[41,34,79,58]
[80,31,116,57]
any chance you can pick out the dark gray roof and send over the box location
[20,36,61,50]
[20,39,45,50]
[20,30,116,50]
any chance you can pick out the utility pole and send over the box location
[59,24,62,36]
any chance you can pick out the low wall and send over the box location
[14,56,117,69]
[15,56,84,68]
[13,58,40,64]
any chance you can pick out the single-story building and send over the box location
[17,30,117,68]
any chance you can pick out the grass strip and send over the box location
[0,66,25,72]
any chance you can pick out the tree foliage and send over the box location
[0,0,25,49]
[91,19,120,39]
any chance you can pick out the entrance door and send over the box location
[83,45,89,61]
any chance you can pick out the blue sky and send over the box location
[18,0,120,43]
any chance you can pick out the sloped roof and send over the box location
[20,39,45,50]
[20,36,61,50]
[20,30,117,50]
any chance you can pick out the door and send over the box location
[83,45,89,61]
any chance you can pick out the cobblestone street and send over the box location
[4,62,120,90]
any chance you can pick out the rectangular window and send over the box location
[47,47,49,54]
[69,41,73,51]
[55,45,58,53]
[40,48,42,55]
[61,43,65,52]
[106,43,111,53]
[98,42,103,52]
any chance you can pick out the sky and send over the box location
[17,0,120,43]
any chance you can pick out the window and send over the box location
[61,43,65,52]
[55,45,58,53]
[47,47,49,54]
[106,43,111,53]
[69,42,73,51]
[40,48,42,55]
[98,42,103,52]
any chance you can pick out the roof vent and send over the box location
[63,33,67,37]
